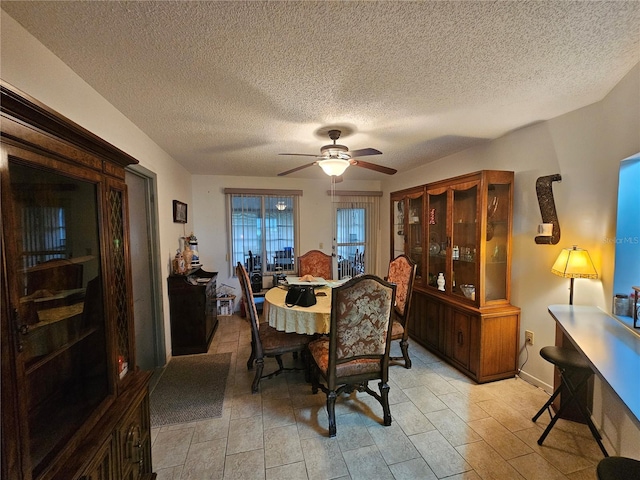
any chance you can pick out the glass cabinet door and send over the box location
[7,158,109,478]
[392,198,405,260]
[451,184,479,302]
[406,194,424,284]
[427,190,447,289]
[484,182,511,302]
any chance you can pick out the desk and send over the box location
[548,305,640,424]
[265,286,332,334]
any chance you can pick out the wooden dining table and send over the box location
[264,284,335,335]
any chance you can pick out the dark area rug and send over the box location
[150,352,231,427]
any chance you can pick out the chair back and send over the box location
[298,249,333,279]
[328,274,396,387]
[387,254,417,323]
[236,262,263,358]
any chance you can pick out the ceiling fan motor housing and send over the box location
[320,143,350,159]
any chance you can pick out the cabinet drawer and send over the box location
[117,394,150,479]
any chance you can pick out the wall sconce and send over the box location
[551,245,598,305]
[535,174,562,244]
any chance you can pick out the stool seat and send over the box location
[539,345,591,371]
[597,456,640,480]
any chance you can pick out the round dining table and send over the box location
[264,285,333,335]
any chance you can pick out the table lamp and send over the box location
[551,245,598,305]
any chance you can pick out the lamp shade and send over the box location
[318,159,350,176]
[551,246,598,279]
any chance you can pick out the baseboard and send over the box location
[515,369,553,395]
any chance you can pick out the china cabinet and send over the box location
[391,171,520,382]
[391,186,426,286]
[1,83,155,479]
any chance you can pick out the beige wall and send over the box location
[2,9,638,457]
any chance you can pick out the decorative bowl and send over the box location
[460,284,476,300]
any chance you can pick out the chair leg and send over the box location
[327,391,337,437]
[252,358,264,394]
[275,355,284,372]
[247,340,256,370]
[379,381,392,426]
[311,363,319,394]
[400,339,412,369]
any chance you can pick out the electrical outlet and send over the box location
[525,330,534,345]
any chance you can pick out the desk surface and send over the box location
[548,305,640,425]
[265,286,332,334]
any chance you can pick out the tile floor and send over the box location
[151,314,609,479]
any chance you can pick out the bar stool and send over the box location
[532,346,608,457]
[597,457,640,480]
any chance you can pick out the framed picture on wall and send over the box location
[173,200,188,223]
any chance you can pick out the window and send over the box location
[332,191,381,279]
[335,207,366,278]
[226,189,300,276]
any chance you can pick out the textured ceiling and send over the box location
[2,1,639,180]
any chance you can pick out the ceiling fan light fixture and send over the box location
[318,158,350,176]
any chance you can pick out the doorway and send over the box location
[125,166,166,371]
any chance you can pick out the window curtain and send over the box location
[332,193,380,277]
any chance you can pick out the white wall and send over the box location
[380,63,640,457]
[1,11,193,358]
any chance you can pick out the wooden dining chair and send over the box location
[308,274,396,437]
[386,254,417,369]
[236,263,311,393]
[298,249,333,279]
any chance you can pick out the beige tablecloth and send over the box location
[265,286,332,334]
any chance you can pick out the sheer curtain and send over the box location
[331,192,381,279]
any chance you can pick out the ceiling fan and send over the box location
[277,129,397,177]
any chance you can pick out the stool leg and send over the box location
[532,383,564,423]
[537,370,608,457]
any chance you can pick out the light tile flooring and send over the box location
[151,314,609,479]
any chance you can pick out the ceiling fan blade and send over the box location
[278,153,318,157]
[349,148,382,158]
[350,159,397,175]
[278,162,317,176]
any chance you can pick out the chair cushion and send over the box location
[259,324,310,354]
[390,320,404,340]
[309,338,381,378]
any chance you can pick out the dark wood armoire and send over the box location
[1,82,155,480]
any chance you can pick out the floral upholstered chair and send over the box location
[236,263,311,393]
[308,274,396,437]
[298,249,333,279]
[387,254,417,368]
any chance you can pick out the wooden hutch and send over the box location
[391,170,521,383]
[1,83,155,479]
